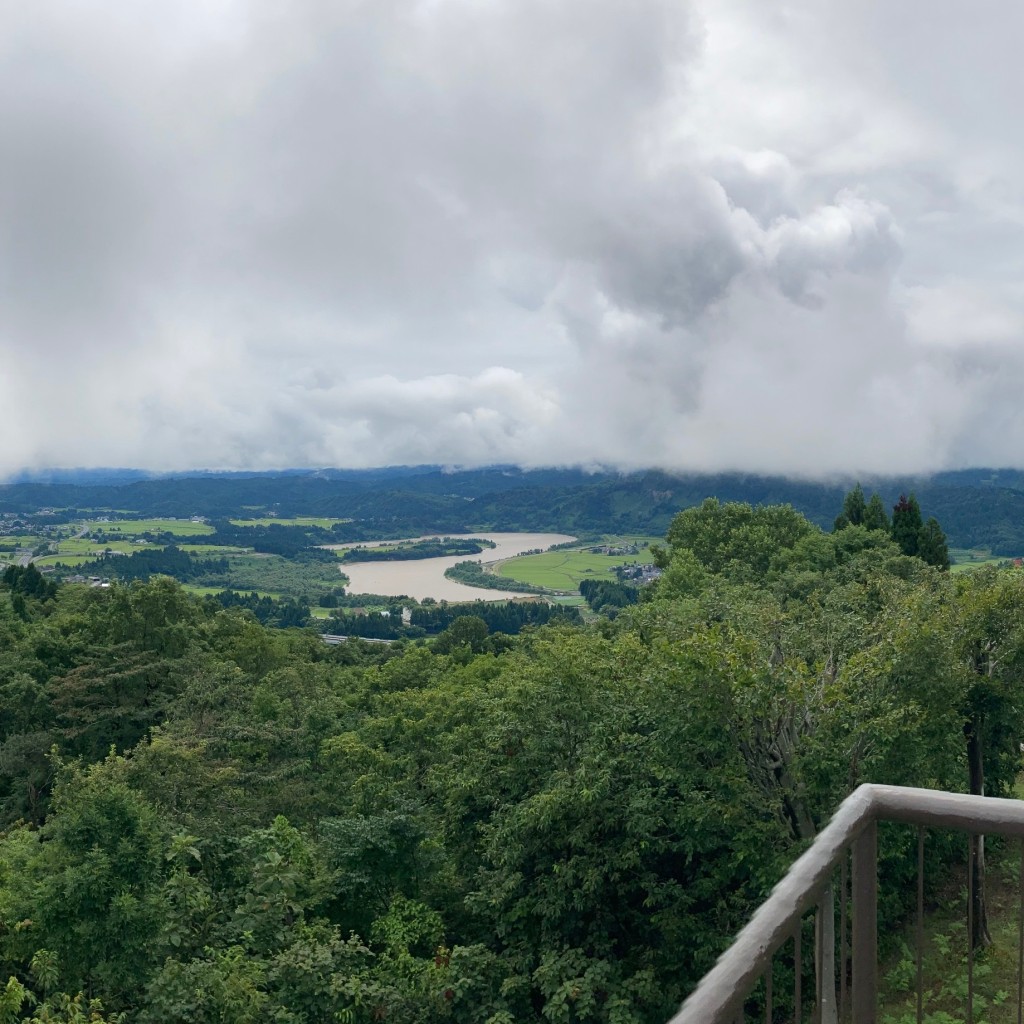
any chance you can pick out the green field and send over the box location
[95,519,215,536]
[498,539,658,592]
[181,584,283,600]
[34,554,100,567]
[229,517,351,528]
[950,547,1019,573]
[0,535,41,548]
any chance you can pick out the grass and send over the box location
[950,547,1005,573]
[498,538,658,591]
[878,844,1024,1023]
[181,584,283,600]
[33,554,98,567]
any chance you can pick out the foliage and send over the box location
[2,494,1024,1021]
[340,538,495,562]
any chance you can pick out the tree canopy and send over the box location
[0,499,1021,1021]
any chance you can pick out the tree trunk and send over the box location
[965,713,992,949]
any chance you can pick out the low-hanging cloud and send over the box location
[2,0,1024,477]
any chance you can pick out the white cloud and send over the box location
[2,0,1024,476]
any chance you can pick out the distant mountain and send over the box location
[3,466,1024,554]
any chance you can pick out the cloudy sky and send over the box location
[3,0,1024,477]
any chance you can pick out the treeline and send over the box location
[190,521,341,558]
[444,559,543,593]
[409,598,580,635]
[9,465,1024,553]
[579,577,639,613]
[323,598,581,640]
[73,545,230,583]
[210,590,315,629]
[2,501,1024,1021]
[339,537,494,562]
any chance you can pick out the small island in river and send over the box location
[339,536,496,563]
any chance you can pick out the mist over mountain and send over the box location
[4,465,1024,555]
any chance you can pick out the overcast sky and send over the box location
[3,0,1024,478]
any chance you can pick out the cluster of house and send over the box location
[589,543,643,556]
[616,563,663,585]
[64,575,111,587]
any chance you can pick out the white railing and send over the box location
[670,784,1024,1024]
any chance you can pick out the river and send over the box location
[327,532,576,601]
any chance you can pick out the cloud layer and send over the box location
[3,0,1024,476]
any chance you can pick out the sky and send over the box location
[3,0,1024,478]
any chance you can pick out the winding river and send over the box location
[328,532,576,602]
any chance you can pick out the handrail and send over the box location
[668,783,1024,1024]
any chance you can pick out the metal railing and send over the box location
[670,784,1024,1024]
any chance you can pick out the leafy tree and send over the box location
[656,498,814,578]
[0,756,168,1009]
[433,616,489,656]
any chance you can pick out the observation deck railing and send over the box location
[669,784,1024,1024]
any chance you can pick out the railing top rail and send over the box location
[669,784,1024,1024]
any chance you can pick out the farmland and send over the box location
[94,518,216,536]
[497,538,658,591]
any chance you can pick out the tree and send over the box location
[946,569,1024,947]
[862,493,890,532]
[917,517,950,570]
[433,615,489,656]
[891,494,923,557]
[657,498,814,578]
[835,484,867,530]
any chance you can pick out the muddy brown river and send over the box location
[327,532,575,601]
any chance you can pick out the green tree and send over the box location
[836,483,867,530]
[862,493,890,532]
[656,498,814,578]
[891,494,923,556]
[917,516,950,570]
[0,756,168,1009]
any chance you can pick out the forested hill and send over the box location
[3,501,1023,1021]
[4,466,1024,552]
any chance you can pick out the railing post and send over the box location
[817,882,838,1024]
[852,820,878,1024]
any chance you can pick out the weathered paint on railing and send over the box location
[669,784,1024,1024]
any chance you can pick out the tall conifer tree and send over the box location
[891,494,924,556]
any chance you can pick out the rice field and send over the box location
[949,547,1019,573]
[95,519,215,536]
[180,584,283,600]
[33,554,96,567]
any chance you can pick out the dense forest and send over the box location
[1,498,1023,1022]
[6,465,1024,553]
